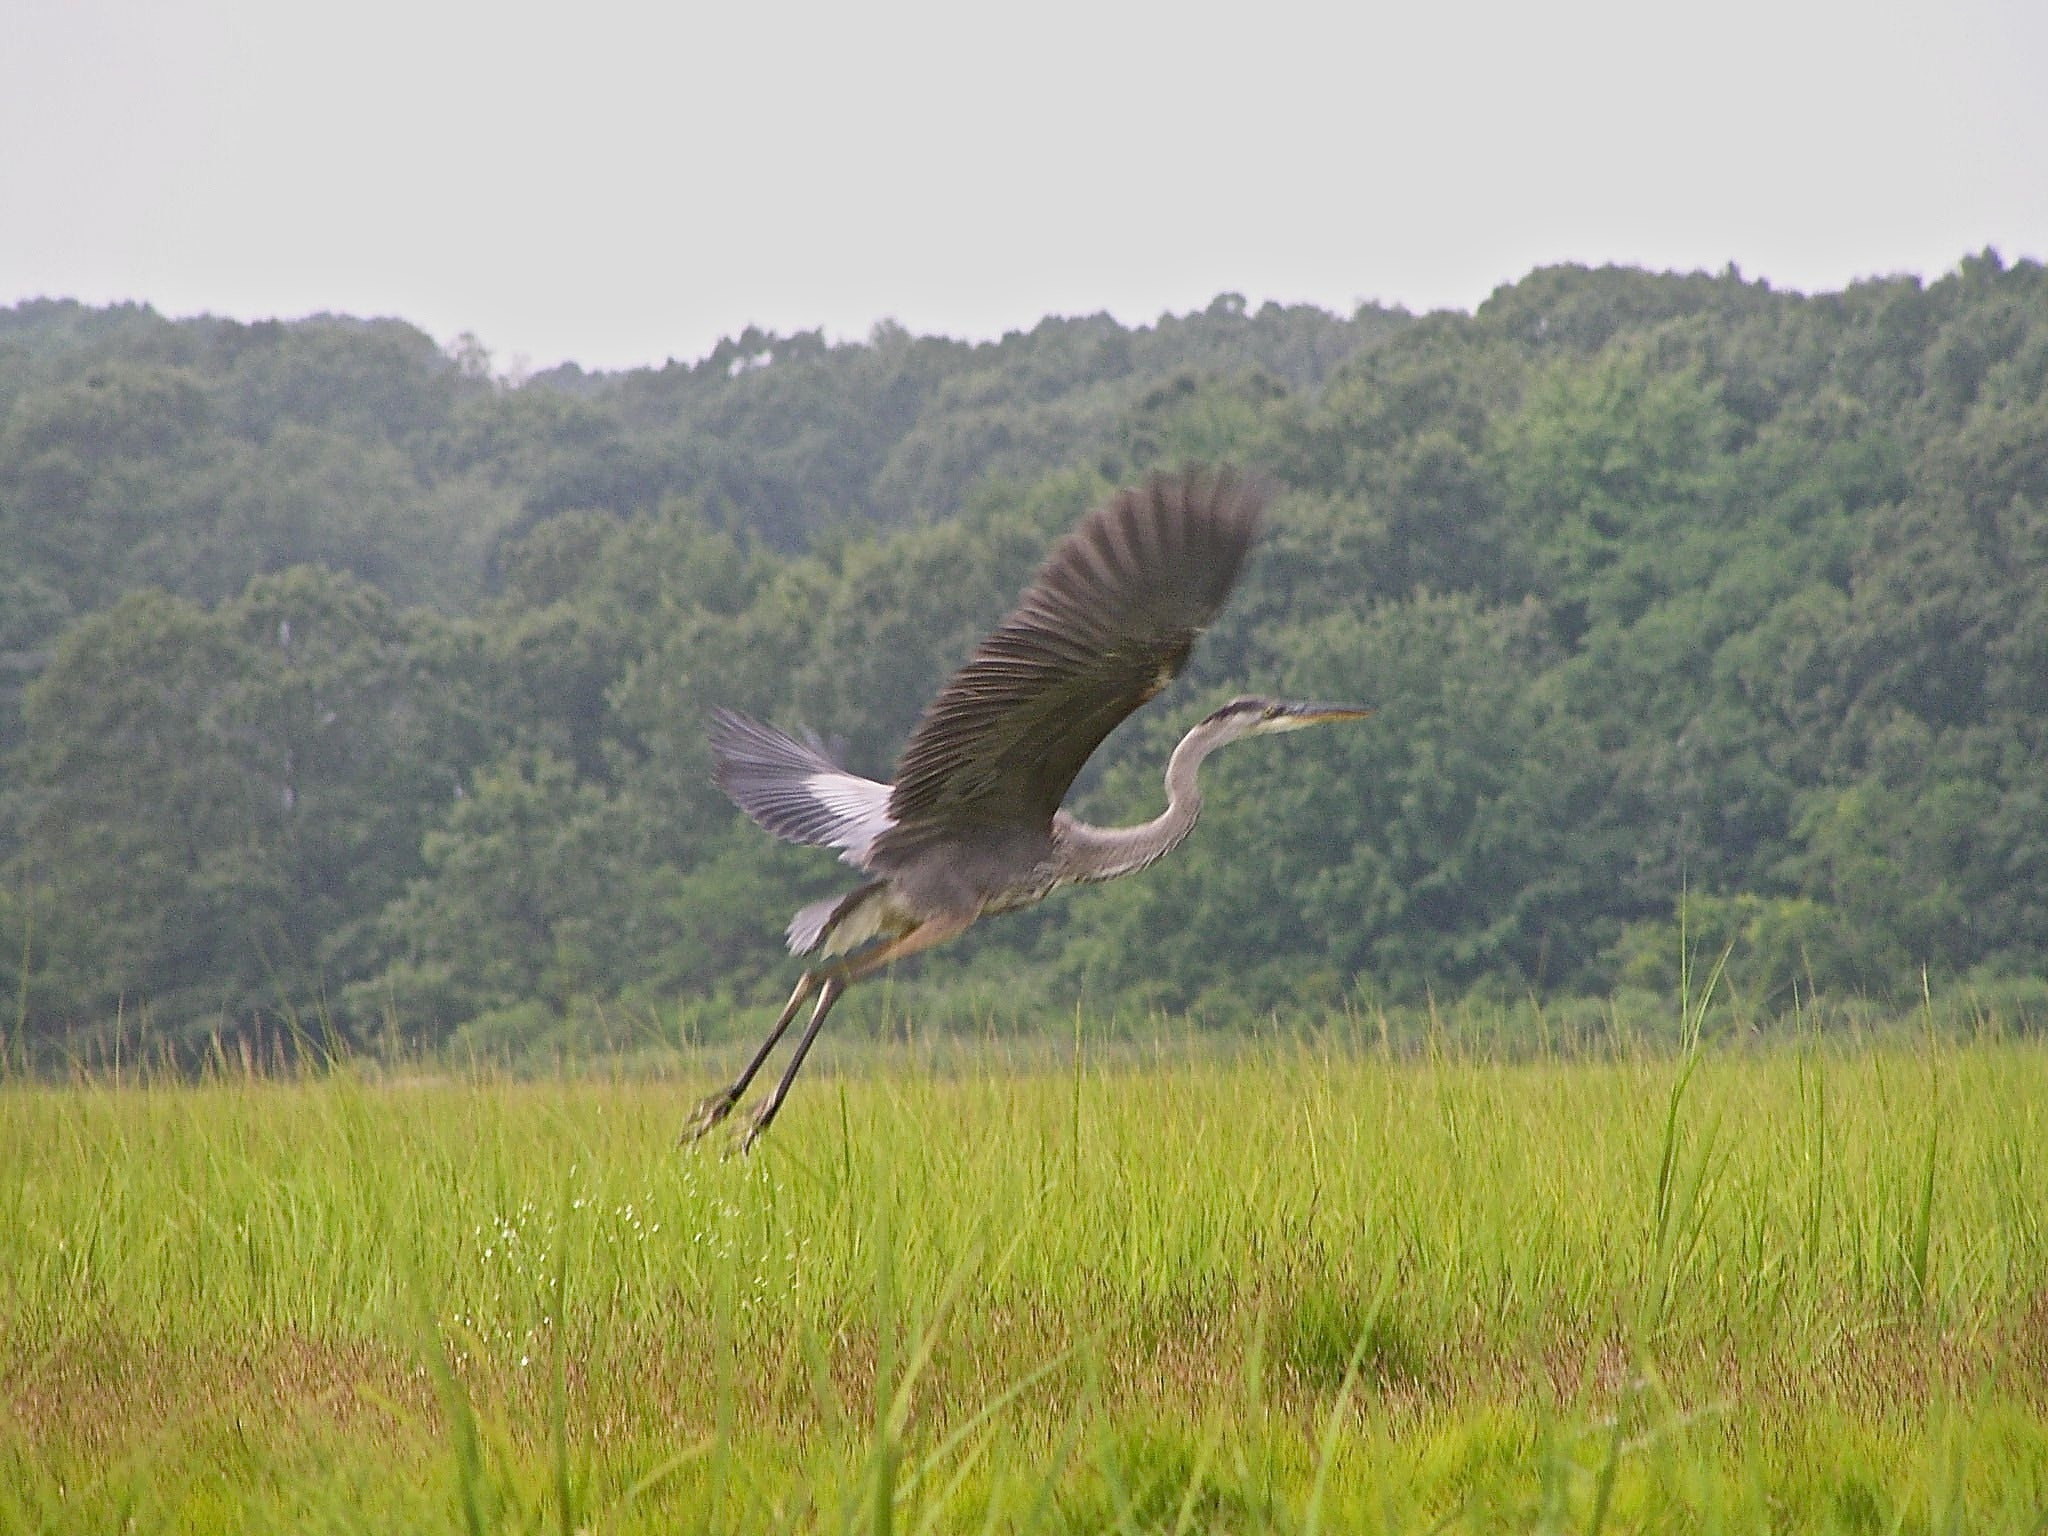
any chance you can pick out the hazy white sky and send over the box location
[5,0,2045,373]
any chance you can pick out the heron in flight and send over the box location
[688,467,1370,1149]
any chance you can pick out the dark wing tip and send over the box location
[1027,465,1268,631]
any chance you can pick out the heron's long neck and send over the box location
[1059,718,1233,883]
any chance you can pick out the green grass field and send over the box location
[6,1024,2048,1532]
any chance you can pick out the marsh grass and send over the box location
[4,1017,2047,1531]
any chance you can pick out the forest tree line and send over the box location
[2,255,2044,1056]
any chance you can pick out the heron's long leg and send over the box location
[736,912,975,1151]
[738,975,846,1152]
[681,970,819,1142]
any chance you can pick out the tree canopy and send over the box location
[4,256,2045,1055]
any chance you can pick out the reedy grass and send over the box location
[4,1023,2047,1532]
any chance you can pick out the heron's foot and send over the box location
[735,1096,785,1156]
[680,1088,739,1144]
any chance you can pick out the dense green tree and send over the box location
[5,257,2048,1048]
[7,571,491,1048]
[13,590,257,1030]
[346,752,632,1027]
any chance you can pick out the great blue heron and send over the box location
[688,467,1370,1149]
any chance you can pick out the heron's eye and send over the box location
[1263,705,1281,719]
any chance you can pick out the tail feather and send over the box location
[787,880,899,956]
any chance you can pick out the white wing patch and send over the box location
[804,770,895,865]
[709,709,897,870]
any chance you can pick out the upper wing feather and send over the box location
[879,467,1267,844]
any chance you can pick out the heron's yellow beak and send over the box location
[1263,702,1374,733]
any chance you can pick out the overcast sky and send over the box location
[5,0,2044,374]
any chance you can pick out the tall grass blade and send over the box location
[1303,1262,1397,1536]
[1584,1411,1626,1536]
[549,1186,576,1536]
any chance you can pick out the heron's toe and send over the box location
[735,1099,781,1156]
[681,1090,737,1144]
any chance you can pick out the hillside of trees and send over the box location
[3,255,2045,1057]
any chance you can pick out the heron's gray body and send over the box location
[689,468,1370,1149]
[758,761,1207,961]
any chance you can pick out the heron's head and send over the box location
[1199,696,1374,744]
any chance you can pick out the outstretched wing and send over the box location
[709,709,895,867]
[879,467,1267,849]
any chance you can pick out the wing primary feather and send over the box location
[878,466,1268,851]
